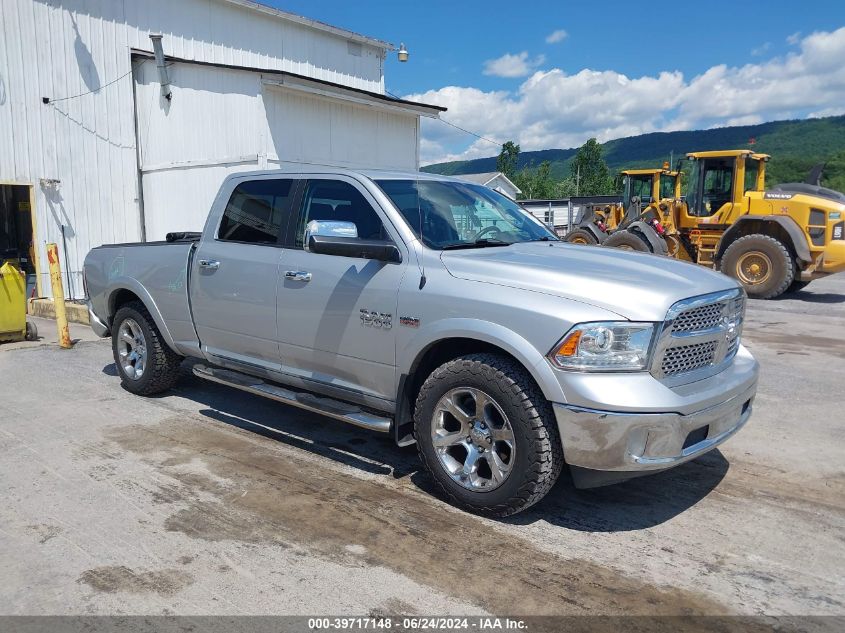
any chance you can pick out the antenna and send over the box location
[416,176,426,289]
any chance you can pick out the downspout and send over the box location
[149,34,172,101]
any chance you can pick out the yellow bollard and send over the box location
[46,243,72,349]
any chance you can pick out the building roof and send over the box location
[455,172,522,194]
[131,51,447,117]
[221,0,394,49]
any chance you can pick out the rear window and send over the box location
[218,179,294,244]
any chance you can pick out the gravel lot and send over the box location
[1,275,843,621]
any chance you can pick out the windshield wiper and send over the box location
[441,238,513,250]
[528,236,558,242]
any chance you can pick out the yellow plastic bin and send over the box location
[0,261,36,343]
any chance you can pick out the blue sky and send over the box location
[268,1,845,164]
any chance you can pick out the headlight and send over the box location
[549,322,655,371]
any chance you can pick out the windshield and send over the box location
[375,179,557,249]
[623,175,654,208]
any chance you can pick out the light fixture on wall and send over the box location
[397,43,409,62]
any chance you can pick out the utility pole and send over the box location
[576,165,581,197]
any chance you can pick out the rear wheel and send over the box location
[720,234,794,299]
[414,353,563,517]
[564,228,599,245]
[603,230,651,252]
[112,301,182,395]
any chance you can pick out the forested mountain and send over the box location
[423,115,845,192]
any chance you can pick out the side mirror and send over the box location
[304,220,358,251]
[304,219,400,262]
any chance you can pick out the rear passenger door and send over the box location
[191,176,298,372]
[275,176,407,405]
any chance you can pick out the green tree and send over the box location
[514,161,558,199]
[569,138,615,195]
[497,141,521,179]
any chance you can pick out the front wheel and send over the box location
[564,228,599,245]
[603,229,651,252]
[414,353,563,517]
[720,234,794,299]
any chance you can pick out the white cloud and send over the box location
[751,42,771,56]
[787,31,801,45]
[409,28,845,164]
[545,29,568,44]
[483,52,546,78]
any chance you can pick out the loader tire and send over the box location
[112,301,182,395]
[564,228,599,245]
[414,353,563,517]
[721,234,794,299]
[603,230,651,252]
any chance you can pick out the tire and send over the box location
[414,353,564,517]
[24,320,38,341]
[720,234,794,299]
[112,301,182,395]
[787,279,810,293]
[564,228,599,245]
[603,229,651,252]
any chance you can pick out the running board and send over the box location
[192,364,392,433]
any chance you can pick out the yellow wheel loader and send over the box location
[602,149,845,299]
[564,168,678,245]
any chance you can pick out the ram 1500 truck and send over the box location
[84,168,759,516]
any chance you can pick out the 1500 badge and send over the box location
[360,309,392,329]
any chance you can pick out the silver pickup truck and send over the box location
[85,167,758,516]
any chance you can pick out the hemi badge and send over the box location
[400,316,420,328]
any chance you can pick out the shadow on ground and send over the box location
[105,360,729,532]
[769,289,845,304]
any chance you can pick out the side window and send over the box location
[218,179,294,244]
[295,180,387,248]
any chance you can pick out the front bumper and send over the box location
[553,378,756,488]
[87,301,110,337]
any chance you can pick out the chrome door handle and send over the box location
[198,259,220,270]
[284,270,312,282]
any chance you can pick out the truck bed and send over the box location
[84,240,200,355]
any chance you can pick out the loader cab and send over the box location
[621,170,663,209]
[679,150,769,227]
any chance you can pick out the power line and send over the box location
[384,89,503,148]
[42,60,146,105]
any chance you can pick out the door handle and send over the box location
[284,270,312,282]
[198,259,220,270]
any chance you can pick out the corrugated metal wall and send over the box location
[135,60,419,241]
[0,0,390,298]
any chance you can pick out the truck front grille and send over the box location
[653,290,745,379]
[661,341,718,375]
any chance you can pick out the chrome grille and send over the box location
[652,289,746,380]
[671,302,725,334]
[661,341,717,375]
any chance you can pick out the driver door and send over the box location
[274,176,407,404]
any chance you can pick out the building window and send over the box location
[218,179,294,244]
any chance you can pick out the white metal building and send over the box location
[0,0,443,299]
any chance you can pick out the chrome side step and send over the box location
[192,364,392,433]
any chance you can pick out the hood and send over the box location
[440,242,739,322]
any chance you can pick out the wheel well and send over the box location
[394,338,540,445]
[109,288,142,320]
[716,220,800,265]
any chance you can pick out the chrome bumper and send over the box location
[87,302,110,337]
[553,381,756,475]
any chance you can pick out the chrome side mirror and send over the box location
[304,220,358,252]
